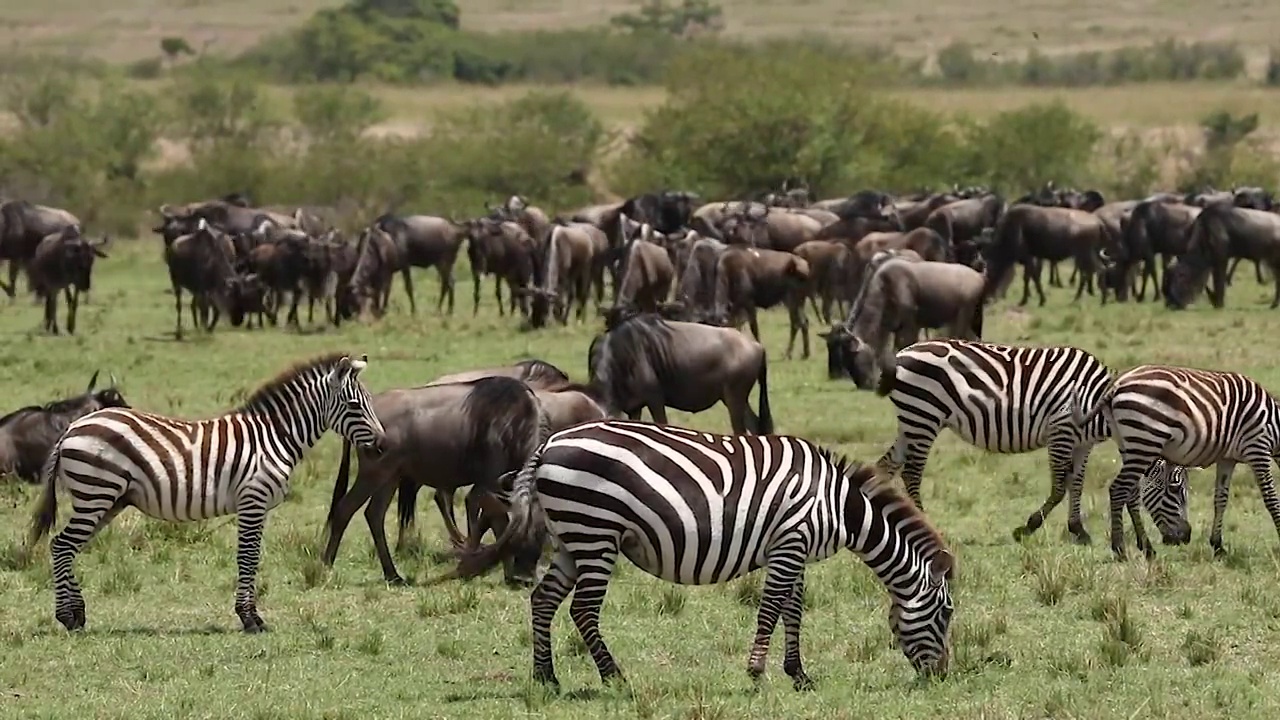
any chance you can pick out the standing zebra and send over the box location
[443,419,956,688]
[874,339,1191,547]
[27,352,387,633]
[1074,364,1280,559]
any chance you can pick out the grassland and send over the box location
[2,244,1280,718]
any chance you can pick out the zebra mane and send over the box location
[238,352,351,412]
[819,446,950,558]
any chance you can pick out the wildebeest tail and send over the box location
[27,439,62,550]
[434,442,548,583]
[756,350,774,435]
[462,376,551,473]
[396,476,418,538]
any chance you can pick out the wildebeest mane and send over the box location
[588,312,680,413]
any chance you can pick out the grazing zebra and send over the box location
[874,339,1191,547]
[1074,364,1280,559]
[26,352,387,633]
[443,419,956,688]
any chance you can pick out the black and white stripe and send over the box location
[449,419,956,688]
[875,338,1191,546]
[1074,363,1280,558]
[27,353,386,633]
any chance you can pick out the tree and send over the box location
[610,0,724,38]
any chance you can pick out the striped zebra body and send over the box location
[1075,364,1280,558]
[451,419,956,688]
[27,353,386,633]
[876,339,1190,547]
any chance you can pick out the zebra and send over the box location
[874,338,1192,548]
[1074,363,1280,559]
[26,352,387,633]
[441,419,956,689]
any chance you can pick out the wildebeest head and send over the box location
[721,203,769,246]
[55,229,110,292]
[224,273,269,327]
[818,325,876,387]
[1162,257,1209,310]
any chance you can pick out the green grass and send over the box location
[3,241,1280,717]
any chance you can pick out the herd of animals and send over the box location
[4,178,1280,692]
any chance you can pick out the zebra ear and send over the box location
[929,551,955,586]
[349,355,368,374]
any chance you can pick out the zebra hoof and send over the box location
[385,575,409,587]
[1010,526,1030,542]
[789,671,815,691]
[239,613,268,633]
[1070,531,1092,546]
[56,608,86,632]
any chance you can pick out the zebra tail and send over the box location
[1071,379,1114,429]
[325,438,354,528]
[27,444,61,549]
[433,442,547,584]
[756,351,774,435]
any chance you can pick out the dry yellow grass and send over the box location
[0,0,1276,65]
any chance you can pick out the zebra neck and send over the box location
[238,376,328,463]
[842,490,935,602]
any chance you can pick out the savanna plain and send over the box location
[0,248,1279,720]
[3,0,1280,719]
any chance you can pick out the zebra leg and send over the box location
[1248,457,1280,549]
[1015,438,1087,543]
[1108,455,1158,561]
[49,500,126,631]
[747,558,803,686]
[530,547,579,688]
[882,433,936,508]
[569,545,625,684]
[779,571,814,691]
[1209,459,1238,557]
[233,508,269,633]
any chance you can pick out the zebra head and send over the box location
[889,550,955,678]
[324,354,386,455]
[1141,459,1192,545]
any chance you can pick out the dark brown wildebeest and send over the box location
[721,203,824,253]
[346,225,405,319]
[165,219,239,340]
[710,246,812,360]
[606,226,676,318]
[465,218,539,317]
[663,235,727,321]
[491,196,552,251]
[296,232,344,326]
[923,193,1005,249]
[1107,197,1198,301]
[688,201,766,241]
[790,240,850,324]
[368,214,465,315]
[844,228,951,295]
[520,221,607,328]
[242,228,312,327]
[587,312,773,434]
[1164,203,1280,310]
[0,200,81,300]
[823,258,984,390]
[821,248,922,379]
[897,192,963,231]
[321,376,551,586]
[157,198,298,239]
[26,227,110,335]
[979,204,1117,306]
[225,273,273,329]
[0,371,128,483]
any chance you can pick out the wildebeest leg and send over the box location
[438,264,455,314]
[361,482,407,585]
[785,295,810,360]
[400,267,417,315]
[1270,260,1280,309]
[321,465,389,570]
[65,286,79,335]
[173,286,185,340]
[1048,261,1062,288]
[472,271,484,315]
[647,402,669,425]
[1017,259,1036,306]
[433,488,466,549]
[747,307,763,344]
[5,260,20,300]
[42,290,57,334]
[287,290,303,328]
[494,275,507,316]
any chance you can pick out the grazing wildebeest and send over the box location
[821,248,923,380]
[26,227,110,335]
[347,225,405,319]
[165,219,239,340]
[321,376,550,586]
[662,235,727,321]
[0,200,81,299]
[225,273,273,329]
[607,226,676,317]
[242,228,312,327]
[369,214,465,315]
[521,221,606,328]
[823,258,985,390]
[0,371,127,483]
[492,196,552,251]
[587,312,772,434]
[844,228,952,295]
[710,246,812,360]
[790,239,850,323]
[1164,203,1280,310]
[980,203,1117,306]
[465,218,539,317]
[1108,197,1199,301]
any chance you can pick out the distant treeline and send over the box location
[99,0,1278,89]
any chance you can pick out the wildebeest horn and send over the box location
[255,219,271,235]
[197,217,210,233]
[293,207,305,223]
[159,204,174,218]
[109,372,119,388]
[87,370,100,392]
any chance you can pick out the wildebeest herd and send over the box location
[7,178,1280,692]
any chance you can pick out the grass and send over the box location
[2,242,1280,717]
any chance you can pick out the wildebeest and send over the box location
[26,227,110,335]
[980,203,1117,306]
[465,218,539,317]
[368,214,465,315]
[587,312,772,433]
[224,273,272,329]
[1109,197,1199,301]
[165,219,238,339]
[923,193,1005,250]
[322,376,551,586]
[521,221,606,328]
[0,371,128,483]
[607,225,676,318]
[1164,203,1280,309]
[791,240,851,323]
[823,258,985,389]
[0,200,81,299]
[711,246,812,360]
[721,203,824,253]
